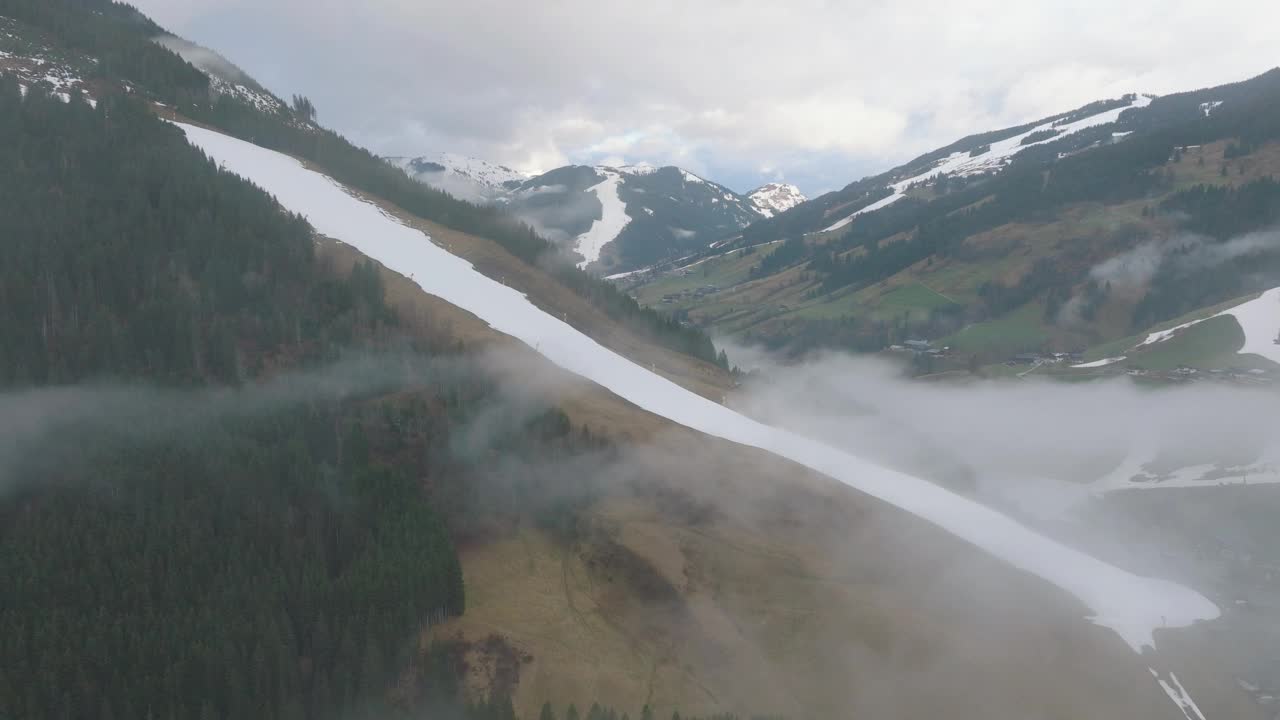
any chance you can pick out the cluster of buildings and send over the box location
[1005,351,1084,366]
[659,284,719,304]
[888,339,952,357]
[1127,366,1277,385]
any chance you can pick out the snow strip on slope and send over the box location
[822,94,1153,233]
[176,122,1219,654]
[822,192,904,232]
[1134,287,1280,365]
[575,170,631,268]
[1150,669,1209,720]
[605,268,647,281]
[1072,356,1127,369]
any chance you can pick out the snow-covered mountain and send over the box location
[386,153,529,204]
[507,164,765,271]
[389,154,770,272]
[748,182,807,217]
[818,93,1154,232]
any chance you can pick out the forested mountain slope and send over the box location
[626,70,1280,363]
[0,0,727,373]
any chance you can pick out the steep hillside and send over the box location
[627,70,1280,362]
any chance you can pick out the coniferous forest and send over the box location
[0,79,611,719]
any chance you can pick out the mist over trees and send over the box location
[0,71,611,720]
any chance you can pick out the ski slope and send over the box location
[575,169,631,268]
[1227,287,1280,365]
[823,94,1153,233]
[1134,287,1280,365]
[177,122,1219,654]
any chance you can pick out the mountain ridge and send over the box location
[625,68,1280,366]
[389,153,774,273]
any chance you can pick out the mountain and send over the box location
[1,4,1272,720]
[388,154,770,273]
[386,152,529,204]
[625,70,1280,365]
[748,182,807,217]
[181,118,1244,720]
[506,164,765,272]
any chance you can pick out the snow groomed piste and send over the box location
[177,122,1219,655]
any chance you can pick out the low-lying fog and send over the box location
[725,340,1280,694]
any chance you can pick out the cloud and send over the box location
[0,353,464,495]
[133,0,1280,194]
[723,341,1280,520]
[154,33,250,84]
[1089,227,1280,289]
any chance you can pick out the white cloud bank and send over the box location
[136,0,1279,193]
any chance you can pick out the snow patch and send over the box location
[614,163,658,176]
[680,169,707,185]
[1094,443,1280,494]
[1199,100,1223,118]
[209,76,283,115]
[1073,356,1127,369]
[174,121,1221,656]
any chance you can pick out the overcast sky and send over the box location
[134,0,1278,196]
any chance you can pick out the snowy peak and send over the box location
[388,152,529,204]
[748,183,807,217]
[427,152,529,187]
